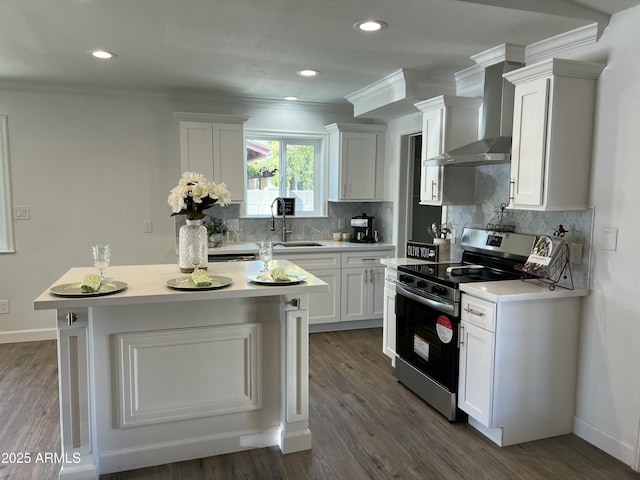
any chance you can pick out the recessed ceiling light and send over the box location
[354,20,388,32]
[88,49,117,60]
[297,69,320,77]
[284,96,299,101]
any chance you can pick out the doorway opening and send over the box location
[405,133,442,245]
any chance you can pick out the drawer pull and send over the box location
[464,307,485,317]
[287,298,301,308]
[66,312,78,325]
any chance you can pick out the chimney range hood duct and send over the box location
[425,60,523,167]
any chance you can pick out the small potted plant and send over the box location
[204,216,228,247]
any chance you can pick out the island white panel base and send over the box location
[55,294,311,479]
[115,323,262,428]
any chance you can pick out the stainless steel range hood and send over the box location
[425,60,523,167]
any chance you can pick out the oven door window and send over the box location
[396,291,459,392]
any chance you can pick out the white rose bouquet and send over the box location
[167,171,231,220]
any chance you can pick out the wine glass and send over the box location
[92,244,111,280]
[258,241,273,271]
[188,244,206,273]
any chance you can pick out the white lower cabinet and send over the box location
[458,304,495,426]
[277,249,393,330]
[275,252,340,326]
[340,251,392,325]
[382,267,397,362]
[341,266,385,322]
[458,292,581,446]
[307,268,341,325]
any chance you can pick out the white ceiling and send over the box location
[2,0,639,105]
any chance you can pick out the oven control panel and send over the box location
[397,273,459,303]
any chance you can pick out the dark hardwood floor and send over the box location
[1,329,639,479]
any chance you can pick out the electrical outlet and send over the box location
[0,300,9,314]
[338,218,346,230]
[143,220,153,233]
[227,218,240,231]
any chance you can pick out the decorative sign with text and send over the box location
[276,198,296,216]
[406,241,438,262]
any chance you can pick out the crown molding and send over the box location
[503,57,605,85]
[345,69,453,118]
[525,23,600,65]
[471,44,526,67]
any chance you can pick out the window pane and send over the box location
[246,139,281,216]
[244,133,325,218]
[0,116,14,253]
[285,143,315,213]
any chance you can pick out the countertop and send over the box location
[34,260,328,310]
[381,257,588,302]
[209,241,395,255]
[460,280,588,303]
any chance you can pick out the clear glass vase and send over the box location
[179,219,209,273]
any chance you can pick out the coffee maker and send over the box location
[350,213,375,243]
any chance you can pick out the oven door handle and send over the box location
[397,285,456,315]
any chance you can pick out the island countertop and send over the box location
[34,259,328,310]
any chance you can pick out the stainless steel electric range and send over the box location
[394,228,536,421]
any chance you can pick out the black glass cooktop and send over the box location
[398,252,523,288]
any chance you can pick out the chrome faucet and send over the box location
[270,197,292,242]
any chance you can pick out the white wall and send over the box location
[0,88,354,342]
[565,7,640,469]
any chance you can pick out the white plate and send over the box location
[50,280,128,297]
[248,272,307,285]
[166,275,233,291]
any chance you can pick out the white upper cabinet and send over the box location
[415,96,482,205]
[325,123,386,202]
[174,112,249,204]
[504,59,604,211]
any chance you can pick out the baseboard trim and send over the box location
[98,428,272,475]
[0,328,56,344]
[573,416,636,468]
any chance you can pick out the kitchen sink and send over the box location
[274,241,324,247]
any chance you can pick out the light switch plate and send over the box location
[0,300,9,314]
[603,227,618,251]
[14,206,30,220]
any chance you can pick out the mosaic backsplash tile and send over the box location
[446,163,591,289]
[183,201,394,244]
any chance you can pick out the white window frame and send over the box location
[242,130,327,218]
[0,116,14,253]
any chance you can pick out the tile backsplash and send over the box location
[196,201,393,244]
[446,163,592,289]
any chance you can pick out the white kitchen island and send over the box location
[34,260,327,479]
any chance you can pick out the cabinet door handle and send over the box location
[431,180,437,200]
[287,297,301,308]
[459,324,464,346]
[464,307,485,317]
[66,312,78,326]
[508,179,515,202]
